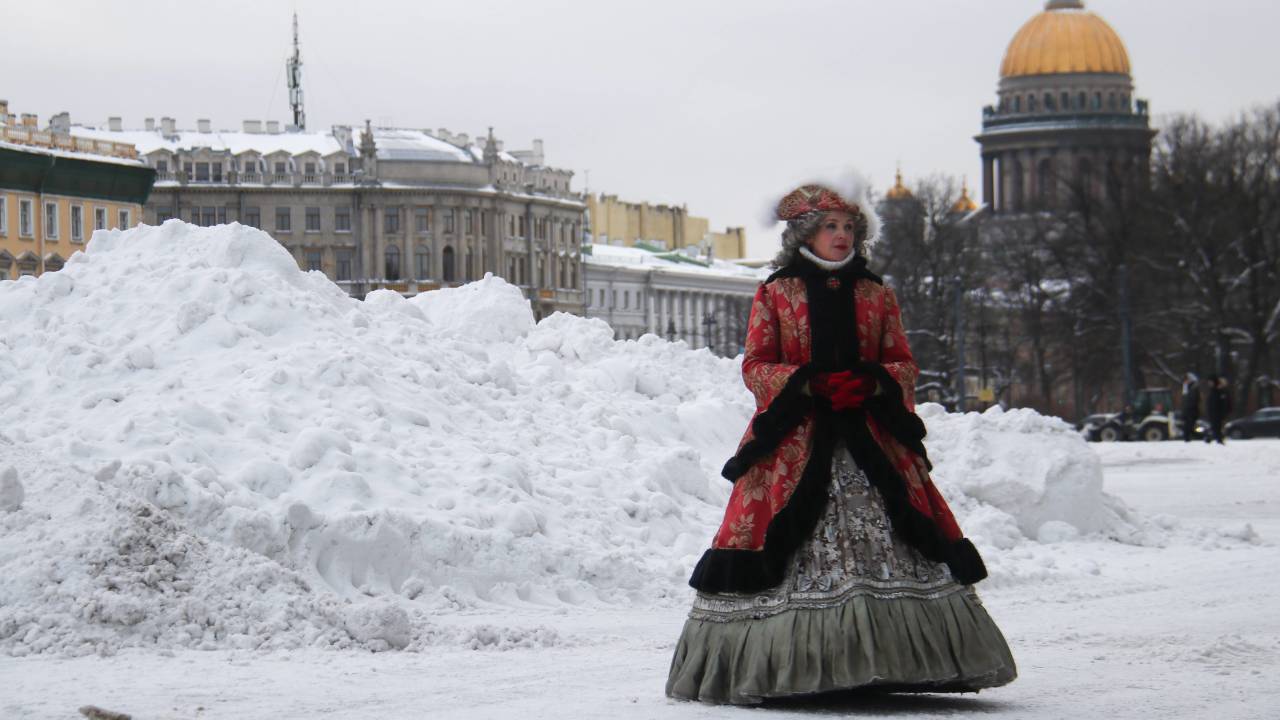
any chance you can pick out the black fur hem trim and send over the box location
[692,410,837,594]
[854,361,932,470]
[841,417,986,585]
[721,364,818,482]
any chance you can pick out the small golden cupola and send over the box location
[885,168,914,201]
[950,179,979,214]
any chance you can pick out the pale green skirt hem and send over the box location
[665,590,1017,705]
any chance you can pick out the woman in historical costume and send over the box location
[666,179,1017,704]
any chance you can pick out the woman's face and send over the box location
[808,211,857,262]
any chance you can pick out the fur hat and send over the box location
[772,171,882,248]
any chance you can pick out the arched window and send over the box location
[1107,92,1117,110]
[1077,91,1087,110]
[1093,91,1103,110]
[0,251,12,280]
[384,244,401,280]
[1028,94,1038,112]
[415,246,430,280]
[1014,96,1022,112]
[1044,93,1055,111]
[442,246,456,282]
[44,254,65,273]
[1061,91,1070,110]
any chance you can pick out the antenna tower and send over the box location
[287,13,306,130]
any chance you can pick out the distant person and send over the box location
[1181,372,1200,442]
[665,179,1015,704]
[1205,375,1232,444]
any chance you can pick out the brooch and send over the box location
[826,277,841,290]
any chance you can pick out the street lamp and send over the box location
[702,312,718,354]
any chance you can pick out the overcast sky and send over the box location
[8,0,1278,256]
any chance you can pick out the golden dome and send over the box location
[885,169,914,200]
[950,179,978,214]
[1000,1,1131,78]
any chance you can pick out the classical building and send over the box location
[975,0,1155,214]
[0,101,154,280]
[583,243,765,355]
[72,118,586,318]
[585,193,747,260]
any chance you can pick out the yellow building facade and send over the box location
[0,102,153,279]
[585,193,746,260]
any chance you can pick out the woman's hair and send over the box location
[771,210,865,268]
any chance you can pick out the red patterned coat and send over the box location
[688,256,986,593]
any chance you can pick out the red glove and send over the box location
[810,371,877,411]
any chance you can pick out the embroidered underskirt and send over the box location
[666,442,1017,704]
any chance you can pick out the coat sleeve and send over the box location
[741,284,805,409]
[877,286,920,413]
[721,283,817,482]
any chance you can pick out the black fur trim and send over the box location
[721,364,818,482]
[853,361,932,470]
[692,407,838,593]
[840,416,986,585]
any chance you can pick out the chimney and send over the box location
[533,138,544,162]
[22,113,38,128]
[161,117,176,136]
[457,133,469,146]
[49,111,71,134]
[108,116,123,132]
[266,120,280,133]
[197,118,211,133]
[145,117,155,131]
[243,119,262,134]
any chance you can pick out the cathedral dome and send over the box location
[1000,0,1131,78]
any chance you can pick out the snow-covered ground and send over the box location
[2,223,1278,718]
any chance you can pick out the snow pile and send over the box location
[0,220,1149,655]
[0,221,747,655]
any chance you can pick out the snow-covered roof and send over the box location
[70,125,348,157]
[0,139,148,168]
[585,243,770,281]
[372,128,472,162]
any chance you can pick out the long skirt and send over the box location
[665,442,1017,704]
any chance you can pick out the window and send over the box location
[465,250,474,281]
[334,162,346,176]
[1093,92,1102,110]
[336,250,353,281]
[240,157,257,173]
[306,250,322,272]
[1028,94,1037,112]
[156,207,174,223]
[518,216,526,237]
[190,208,201,224]
[384,206,400,234]
[335,207,351,232]
[1013,96,1021,112]
[1044,93,1055,111]
[444,209,455,234]
[384,244,401,280]
[305,207,321,233]
[508,216,515,235]
[1078,91,1087,110]
[442,246,456,282]
[118,210,130,229]
[481,212,487,234]
[71,205,83,242]
[45,255,64,273]
[202,207,216,227]
[212,164,223,183]
[0,195,6,236]
[195,162,210,182]
[1061,92,1070,110]
[155,160,168,175]
[44,202,59,239]
[0,253,10,279]
[244,207,261,229]
[276,207,292,232]
[274,161,288,175]
[598,289,604,307]
[183,162,193,180]
[17,254,37,276]
[94,207,107,230]
[415,246,429,279]
[304,162,316,175]
[464,211,474,235]
[415,207,430,234]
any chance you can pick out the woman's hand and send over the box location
[810,371,878,410]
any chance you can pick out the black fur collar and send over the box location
[766,253,884,286]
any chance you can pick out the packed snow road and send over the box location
[4,440,1277,720]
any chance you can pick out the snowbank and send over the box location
[0,221,1147,655]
